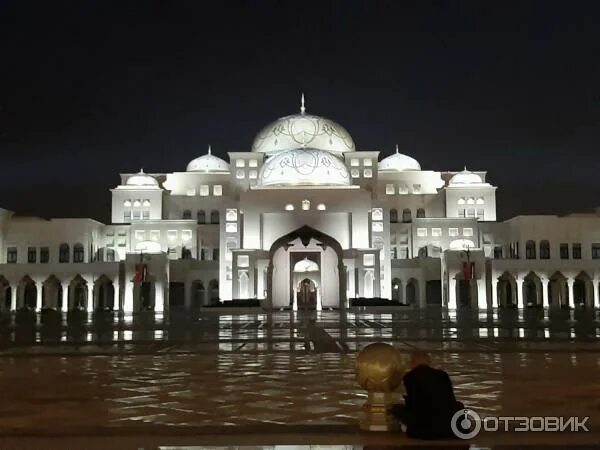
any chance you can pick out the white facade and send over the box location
[0,102,599,312]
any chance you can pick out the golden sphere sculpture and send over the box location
[356,343,407,431]
[356,342,406,392]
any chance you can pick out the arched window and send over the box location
[416,208,425,218]
[59,243,70,263]
[402,208,412,223]
[389,208,398,223]
[106,249,115,262]
[208,279,219,304]
[196,210,206,224]
[182,209,192,220]
[200,248,206,260]
[73,243,84,263]
[540,240,550,259]
[526,240,536,259]
[212,248,219,261]
[210,209,219,224]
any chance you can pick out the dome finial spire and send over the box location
[300,92,306,115]
[139,168,144,174]
[208,144,212,155]
[395,144,399,154]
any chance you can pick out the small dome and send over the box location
[378,146,421,171]
[252,97,354,155]
[187,146,230,172]
[126,169,159,187]
[258,148,351,187]
[449,168,483,185]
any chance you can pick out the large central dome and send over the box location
[258,148,351,187]
[252,112,355,156]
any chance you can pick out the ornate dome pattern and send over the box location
[186,146,230,172]
[252,114,355,156]
[378,146,421,171]
[258,148,351,187]
[449,168,483,185]
[125,169,159,187]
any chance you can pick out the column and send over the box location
[418,277,426,308]
[491,278,498,308]
[448,278,457,309]
[541,278,549,307]
[316,288,322,311]
[593,279,599,308]
[113,277,121,312]
[35,281,43,312]
[155,280,164,313]
[516,278,524,308]
[61,282,69,312]
[124,280,134,313]
[567,278,575,308]
[10,284,17,311]
[87,283,94,313]
[477,278,487,309]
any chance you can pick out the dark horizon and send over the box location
[2,0,600,223]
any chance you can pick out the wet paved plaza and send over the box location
[0,307,599,445]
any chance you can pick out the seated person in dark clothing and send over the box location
[392,351,464,439]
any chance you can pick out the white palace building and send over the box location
[1,99,600,314]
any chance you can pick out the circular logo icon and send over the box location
[451,408,482,439]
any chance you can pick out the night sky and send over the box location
[1,1,600,223]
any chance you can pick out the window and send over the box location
[525,240,536,259]
[350,158,359,167]
[210,210,219,224]
[213,185,223,196]
[167,230,177,241]
[27,247,36,263]
[249,159,258,168]
[573,243,582,259]
[457,198,465,205]
[226,208,237,222]
[236,169,245,179]
[212,248,219,261]
[197,210,206,224]
[226,223,238,233]
[186,187,196,196]
[40,247,49,263]
[124,199,132,207]
[371,208,383,220]
[351,168,359,178]
[412,184,421,193]
[417,228,427,237]
[372,222,384,232]
[386,184,395,195]
[364,159,372,167]
[398,184,408,194]
[133,199,141,207]
[476,197,485,205]
[493,246,503,259]
[302,199,310,210]
[466,209,476,218]
[142,211,150,220]
[398,247,408,259]
[540,240,550,259]
[59,243,70,263]
[416,208,425,218]
[363,169,372,178]
[73,243,84,263]
[150,230,160,241]
[401,208,411,223]
[463,228,473,237]
[592,244,600,259]
[182,210,192,220]
[182,230,192,242]
[106,249,115,262]
[317,203,326,210]
[237,255,249,267]
[135,230,145,241]
[7,247,17,263]
[449,228,459,237]
[458,208,466,218]
[389,208,398,223]
[142,199,150,207]
[181,247,192,259]
[249,170,258,179]
[236,159,246,167]
[560,243,569,259]
[124,211,131,221]
[200,185,209,196]
[133,211,141,220]
[117,233,127,247]
[363,254,374,266]
[476,209,485,220]
[285,204,294,211]
[432,228,442,237]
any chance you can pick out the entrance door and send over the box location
[297,278,317,310]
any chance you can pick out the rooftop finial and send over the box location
[300,92,306,115]
[395,144,399,154]
[139,168,144,174]
[208,144,212,155]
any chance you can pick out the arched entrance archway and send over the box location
[69,275,88,311]
[42,275,62,310]
[497,272,517,307]
[297,278,317,310]
[19,276,37,310]
[267,226,346,310]
[0,276,10,312]
[391,278,402,303]
[548,272,568,308]
[574,272,593,307]
[94,275,115,311]
[523,272,542,307]
[406,278,418,305]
